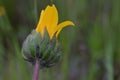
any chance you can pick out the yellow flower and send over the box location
[0,6,5,16]
[36,4,74,39]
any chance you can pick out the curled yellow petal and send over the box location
[56,21,75,37]
[35,4,75,39]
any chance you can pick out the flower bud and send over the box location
[21,29,62,68]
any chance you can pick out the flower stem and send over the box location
[33,59,40,80]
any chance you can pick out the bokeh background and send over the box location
[0,0,120,80]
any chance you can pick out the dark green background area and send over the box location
[0,0,120,80]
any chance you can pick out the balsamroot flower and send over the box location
[22,4,74,68]
[0,7,5,16]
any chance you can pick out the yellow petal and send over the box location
[36,4,58,38]
[56,21,75,37]
[36,10,45,36]
[41,5,58,37]
[35,4,75,39]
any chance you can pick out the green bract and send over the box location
[21,29,62,68]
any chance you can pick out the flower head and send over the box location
[36,4,74,39]
[22,4,74,68]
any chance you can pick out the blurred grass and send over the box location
[0,0,120,80]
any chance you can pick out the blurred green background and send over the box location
[0,0,120,80]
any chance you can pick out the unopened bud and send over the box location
[21,29,62,68]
